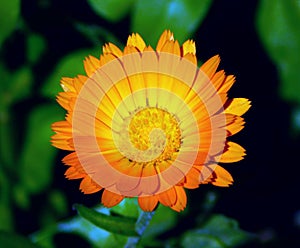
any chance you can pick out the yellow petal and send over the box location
[127,33,146,51]
[225,98,251,116]
[219,141,246,163]
[210,165,233,187]
[60,77,75,92]
[226,114,245,136]
[182,39,196,55]
[103,42,123,57]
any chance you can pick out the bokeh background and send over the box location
[1,0,300,247]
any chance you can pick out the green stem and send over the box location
[125,211,155,248]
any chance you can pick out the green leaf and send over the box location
[31,206,128,248]
[131,0,213,46]
[87,0,135,22]
[0,231,41,248]
[41,47,101,98]
[181,214,253,248]
[18,104,65,194]
[256,0,300,103]
[110,198,141,219]
[0,0,20,47]
[0,170,14,231]
[75,204,138,237]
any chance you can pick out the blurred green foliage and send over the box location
[1,0,299,247]
[131,0,213,46]
[0,0,20,47]
[87,0,135,22]
[257,0,300,104]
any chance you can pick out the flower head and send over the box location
[51,30,251,212]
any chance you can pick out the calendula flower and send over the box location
[51,30,250,212]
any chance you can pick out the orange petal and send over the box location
[220,141,246,163]
[56,91,77,110]
[183,167,201,189]
[200,55,220,79]
[138,196,158,211]
[158,187,177,207]
[101,190,124,207]
[99,53,116,67]
[156,30,174,52]
[225,98,251,116]
[51,121,72,134]
[183,53,197,65]
[160,40,181,56]
[211,70,226,90]
[123,45,140,55]
[127,33,146,51]
[79,176,102,194]
[73,75,87,93]
[51,134,74,151]
[218,75,235,94]
[64,166,85,179]
[84,55,100,77]
[170,186,187,212]
[62,152,84,171]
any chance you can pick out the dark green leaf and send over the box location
[142,204,177,238]
[131,0,213,46]
[291,105,300,136]
[41,47,100,98]
[256,0,300,103]
[18,104,65,194]
[0,170,14,231]
[27,33,47,64]
[0,231,41,248]
[75,204,138,237]
[181,232,224,248]
[87,0,135,22]
[0,0,20,47]
[181,214,253,248]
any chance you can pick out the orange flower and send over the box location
[51,30,250,212]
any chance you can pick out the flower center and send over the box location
[116,107,181,173]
